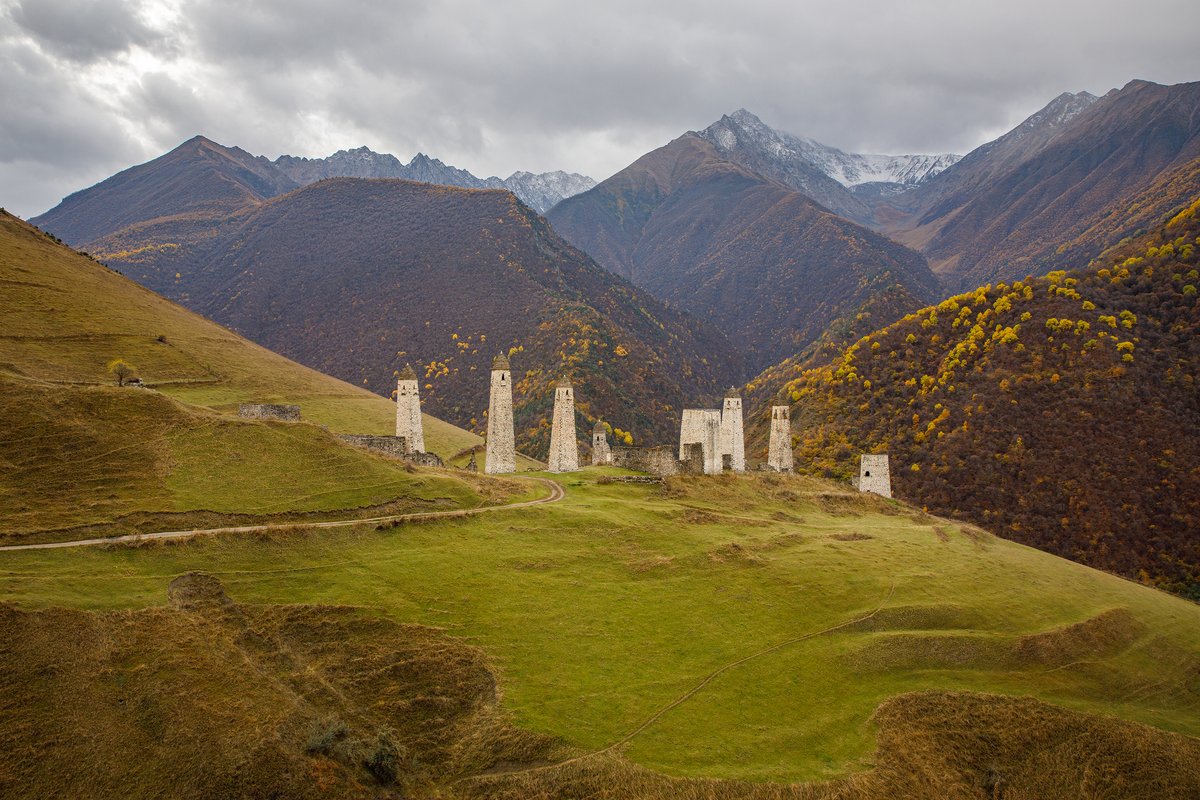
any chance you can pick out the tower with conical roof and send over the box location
[547,377,579,473]
[485,353,516,474]
[720,387,745,472]
[395,363,424,454]
[767,406,793,473]
[591,420,611,465]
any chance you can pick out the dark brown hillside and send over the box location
[173,178,740,455]
[891,80,1200,290]
[548,134,941,371]
[747,197,1200,598]
[30,135,296,246]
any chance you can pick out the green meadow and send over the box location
[3,470,1197,783]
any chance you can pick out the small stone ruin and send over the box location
[238,403,301,422]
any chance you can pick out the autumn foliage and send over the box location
[750,201,1200,597]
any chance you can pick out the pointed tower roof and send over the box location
[398,363,417,380]
[556,375,572,388]
[725,386,741,399]
[593,420,606,433]
[492,352,511,371]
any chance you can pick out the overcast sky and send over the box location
[3,0,1198,217]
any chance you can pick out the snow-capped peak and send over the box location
[700,109,961,189]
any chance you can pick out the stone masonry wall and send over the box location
[337,434,445,467]
[337,434,410,459]
[238,403,301,422]
[611,445,683,477]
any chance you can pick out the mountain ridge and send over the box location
[271,145,596,213]
[547,132,942,371]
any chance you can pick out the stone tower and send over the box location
[858,454,892,498]
[547,377,579,473]
[394,364,424,454]
[680,409,722,475]
[591,421,611,466]
[485,353,516,474]
[767,406,793,473]
[720,387,745,472]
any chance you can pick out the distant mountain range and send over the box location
[29,139,739,454]
[690,82,1200,292]
[272,146,595,213]
[887,80,1200,289]
[27,78,1200,453]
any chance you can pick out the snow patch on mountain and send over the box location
[272,147,594,213]
[701,109,961,190]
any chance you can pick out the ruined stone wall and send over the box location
[337,434,410,459]
[238,403,301,422]
[547,385,579,473]
[337,434,444,467]
[858,454,892,498]
[408,451,445,468]
[720,396,745,472]
[485,366,516,474]
[611,445,682,477]
[395,378,425,453]
[767,406,793,473]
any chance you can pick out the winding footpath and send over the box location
[0,476,565,552]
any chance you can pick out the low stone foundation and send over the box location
[238,403,301,422]
[336,434,445,468]
[408,451,445,468]
[337,434,410,458]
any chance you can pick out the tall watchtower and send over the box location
[591,421,611,465]
[395,364,424,454]
[485,353,516,474]
[720,387,745,472]
[547,377,579,473]
[767,405,793,473]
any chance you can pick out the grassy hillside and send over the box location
[0,209,504,459]
[0,211,539,539]
[746,197,1200,597]
[2,472,1198,797]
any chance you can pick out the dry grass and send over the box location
[457,691,1200,799]
[0,573,560,799]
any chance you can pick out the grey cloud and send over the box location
[3,0,1199,217]
[7,0,162,63]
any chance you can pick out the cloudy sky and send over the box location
[2,0,1198,217]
